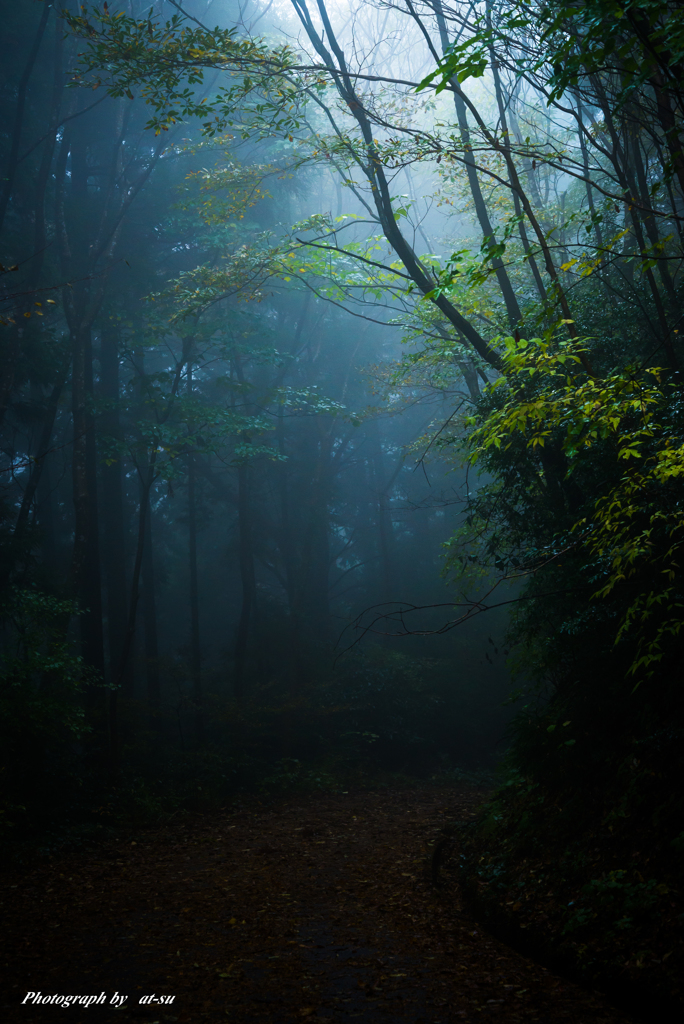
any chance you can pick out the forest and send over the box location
[1,1,683,1021]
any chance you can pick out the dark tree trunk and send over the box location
[99,326,129,762]
[0,323,22,432]
[13,373,65,548]
[494,76,548,303]
[30,14,64,286]
[187,367,203,745]
[433,1,522,329]
[142,481,161,731]
[234,458,256,705]
[0,2,51,234]
[277,405,305,682]
[291,0,502,369]
[71,323,105,678]
[277,406,296,616]
[299,422,331,639]
[111,456,157,749]
[593,78,678,367]
[648,70,684,199]
[37,448,58,574]
[369,419,395,607]
[99,327,128,675]
[630,125,678,303]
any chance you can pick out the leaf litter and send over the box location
[0,787,636,1023]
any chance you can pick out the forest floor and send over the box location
[1,786,638,1024]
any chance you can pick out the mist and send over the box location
[1,0,513,824]
[2,1,683,1021]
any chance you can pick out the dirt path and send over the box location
[1,787,635,1024]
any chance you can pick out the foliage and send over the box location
[464,335,684,677]
[0,588,92,740]
[64,5,305,136]
[0,587,94,835]
[420,0,684,108]
[2,4,684,1000]
[540,0,684,105]
[452,337,684,1002]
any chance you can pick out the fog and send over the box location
[4,1,684,1017]
[1,1,515,834]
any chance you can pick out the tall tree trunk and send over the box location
[29,18,64,286]
[433,0,522,329]
[299,421,331,639]
[100,326,128,670]
[593,78,678,367]
[234,458,256,705]
[37,445,58,575]
[276,295,311,688]
[647,71,684,200]
[0,320,20,431]
[630,126,678,303]
[494,80,548,303]
[369,418,397,607]
[13,371,66,549]
[59,121,106,676]
[574,95,612,275]
[0,2,50,234]
[142,479,161,731]
[99,325,129,762]
[118,341,188,732]
[111,455,157,746]
[291,0,502,369]
[70,323,105,678]
[187,366,203,745]
[277,406,297,620]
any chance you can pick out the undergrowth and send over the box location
[459,756,684,1011]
